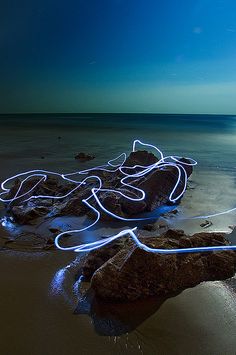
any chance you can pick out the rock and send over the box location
[178,157,193,177]
[47,229,71,240]
[135,167,184,210]
[11,205,50,224]
[81,229,236,302]
[228,227,236,245]
[142,218,169,232]
[94,151,193,217]
[157,220,169,229]
[58,196,89,217]
[94,191,126,221]
[229,225,236,230]
[200,220,213,228]
[142,223,157,231]
[82,237,129,280]
[3,232,46,251]
[170,209,178,214]
[4,176,63,207]
[4,178,36,206]
[75,152,95,162]
[49,228,61,234]
[3,149,194,224]
[124,150,158,167]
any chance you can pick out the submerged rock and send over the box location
[81,229,236,302]
[75,152,95,162]
[200,220,213,228]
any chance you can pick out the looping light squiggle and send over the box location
[0,140,235,254]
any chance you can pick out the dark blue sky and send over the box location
[1,0,236,113]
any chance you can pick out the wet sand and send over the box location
[0,249,236,355]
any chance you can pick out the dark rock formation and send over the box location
[81,229,236,302]
[4,176,63,207]
[3,150,193,224]
[82,237,128,280]
[124,150,158,167]
[142,223,157,231]
[87,151,193,219]
[11,205,50,224]
[200,220,213,228]
[75,152,95,162]
[2,232,50,251]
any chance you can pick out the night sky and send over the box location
[1,0,236,114]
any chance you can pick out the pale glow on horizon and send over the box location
[4,81,236,115]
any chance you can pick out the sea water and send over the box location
[0,114,235,231]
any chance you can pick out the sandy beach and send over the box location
[0,248,236,355]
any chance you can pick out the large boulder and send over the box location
[81,229,236,302]
[96,151,193,216]
[124,150,159,167]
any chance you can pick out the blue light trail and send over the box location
[0,140,235,254]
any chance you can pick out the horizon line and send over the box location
[0,112,235,116]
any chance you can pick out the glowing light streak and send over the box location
[55,227,236,254]
[0,140,235,254]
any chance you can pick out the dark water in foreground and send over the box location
[0,114,236,354]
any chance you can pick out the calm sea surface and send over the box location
[0,113,236,173]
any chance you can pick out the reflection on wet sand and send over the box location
[74,288,181,336]
[50,256,180,336]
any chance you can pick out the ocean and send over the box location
[1,113,236,172]
[0,114,236,355]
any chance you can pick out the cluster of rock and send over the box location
[81,229,236,302]
[3,150,193,225]
[1,147,236,301]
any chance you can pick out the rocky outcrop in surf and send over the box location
[2,150,193,225]
[81,229,236,302]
